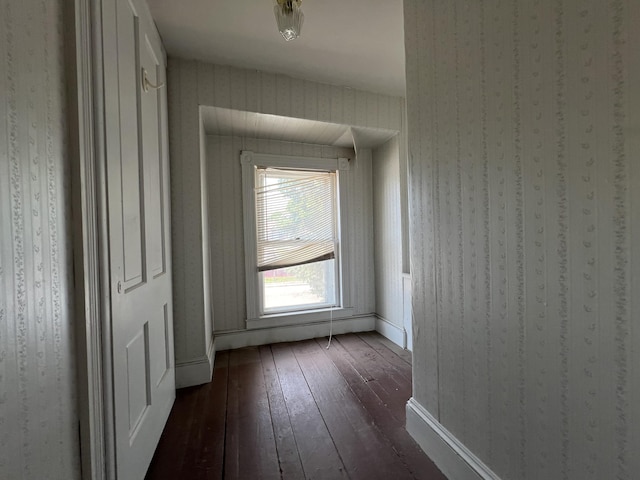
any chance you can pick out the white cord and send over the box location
[326,305,334,349]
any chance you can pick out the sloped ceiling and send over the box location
[201,106,398,148]
[147,0,406,97]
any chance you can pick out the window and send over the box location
[256,168,338,313]
[241,151,350,323]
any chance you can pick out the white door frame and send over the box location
[67,0,116,478]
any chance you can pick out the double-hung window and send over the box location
[241,151,350,323]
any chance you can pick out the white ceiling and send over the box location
[201,106,398,148]
[146,0,406,97]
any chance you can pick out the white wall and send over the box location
[207,135,375,332]
[167,57,404,369]
[404,0,640,479]
[372,136,404,328]
[0,0,80,478]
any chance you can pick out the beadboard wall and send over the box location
[167,57,404,368]
[404,0,640,479]
[207,135,375,332]
[372,136,404,329]
[0,0,80,478]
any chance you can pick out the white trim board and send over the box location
[67,0,112,477]
[406,398,502,480]
[175,335,215,388]
[375,315,405,348]
[215,315,376,351]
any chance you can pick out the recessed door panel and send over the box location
[141,35,165,278]
[117,0,145,288]
[149,305,169,387]
[126,325,150,434]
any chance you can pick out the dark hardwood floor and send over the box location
[146,332,446,480]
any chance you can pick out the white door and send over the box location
[103,0,175,477]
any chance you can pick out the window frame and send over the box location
[241,151,352,328]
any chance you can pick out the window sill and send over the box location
[246,307,355,330]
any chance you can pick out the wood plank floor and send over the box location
[146,332,446,480]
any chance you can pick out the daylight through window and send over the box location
[255,167,339,313]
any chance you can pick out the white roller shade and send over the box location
[255,168,337,272]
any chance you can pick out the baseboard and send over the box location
[406,398,502,480]
[214,315,376,351]
[374,315,405,348]
[175,334,215,389]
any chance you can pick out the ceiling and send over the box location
[201,106,398,149]
[146,0,406,97]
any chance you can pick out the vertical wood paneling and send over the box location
[260,72,277,115]
[0,0,80,477]
[200,120,213,344]
[317,83,331,123]
[289,77,305,120]
[276,75,291,118]
[213,64,231,109]
[179,61,206,360]
[404,0,640,479]
[372,137,403,327]
[301,81,316,121]
[169,57,404,364]
[342,88,356,126]
[196,62,214,106]
[245,69,260,113]
[355,90,368,128]
[167,60,186,358]
[366,92,378,129]
[230,67,247,112]
[208,137,225,330]
[219,137,237,330]
[330,85,343,124]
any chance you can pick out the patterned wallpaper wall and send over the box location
[0,0,80,478]
[167,58,404,366]
[404,0,640,479]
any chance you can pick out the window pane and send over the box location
[256,168,336,271]
[262,259,336,312]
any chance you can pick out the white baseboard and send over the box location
[175,334,215,389]
[375,315,405,348]
[214,315,376,351]
[406,398,502,480]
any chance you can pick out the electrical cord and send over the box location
[326,305,333,349]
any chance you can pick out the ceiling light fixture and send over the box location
[274,0,304,42]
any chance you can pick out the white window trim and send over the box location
[241,151,351,328]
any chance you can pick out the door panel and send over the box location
[126,325,150,433]
[140,34,166,278]
[117,0,145,289]
[149,305,169,387]
[103,0,175,477]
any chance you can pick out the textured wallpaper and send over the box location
[404,0,640,479]
[167,58,404,366]
[0,0,80,478]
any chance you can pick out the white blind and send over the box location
[255,167,337,272]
